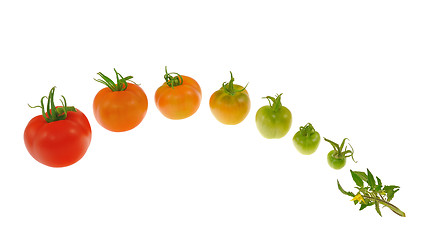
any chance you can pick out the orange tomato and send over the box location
[209,72,250,125]
[155,67,202,120]
[93,69,148,132]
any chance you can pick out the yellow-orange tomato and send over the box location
[209,72,250,125]
[93,69,148,132]
[155,68,202,120]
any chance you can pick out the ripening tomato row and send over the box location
[24,67,354,170]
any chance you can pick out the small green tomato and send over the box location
[293,123,321,155]
[323,137,356,170]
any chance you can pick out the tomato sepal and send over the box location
[94,68,137,92]
[28,87,77,123]
[221,71,248,96]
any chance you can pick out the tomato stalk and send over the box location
[298,123,316,137]
[324,137,356,163]
[28,87,76,123]
[94,68,135,91]
[222,71,248,96]
[264,93,284,112]
[164,66,183,89]
[361,195,405,217]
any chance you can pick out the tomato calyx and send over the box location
[222,71,248,96]
[324,137,356,162]
[28,87,76,123]
[298,123,316,137]
[263,93,284,112]
[94,68,136,91]
[164,66,183,89]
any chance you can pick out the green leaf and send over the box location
[337,180,355,197]
[359,201,374,211]
[367,169,376,187]
[383,185,400,201]
[353,171,368,182]
[387,188,399,202]
[375,201,382,216]
[351,170,364,188]
[375,178,382,192]
[383,185,400,192]
[376,177,383,188]
[359,203,368,211]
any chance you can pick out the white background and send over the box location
[0,0,424,239]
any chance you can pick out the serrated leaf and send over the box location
[383,185,400,191]
[383,185,400,201]
[375,201,382,217]
[351,170,364,188]
[353,171,368,182]
[337,180,355,197]
[388,189,399,202]
[367,169,376,187]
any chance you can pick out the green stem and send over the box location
[299,123,316,137]
[363,196,406,217]
[263,93,283,112]
[323,137,340,153]
[56,106,77,115]
[324,137,355,163]
[164,66,183,88]
[222,71,248,95]
[94,68,134,91]
[28,87,76,123]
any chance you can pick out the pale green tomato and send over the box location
[255,93,292,139]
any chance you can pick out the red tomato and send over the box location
[93,69,148,132]
[24,87,92,167]
[155,67,202,120]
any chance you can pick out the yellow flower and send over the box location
[350,193,366,204]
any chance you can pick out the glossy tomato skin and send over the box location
[327,150,346,170]
[209,85,250,125]
[93,83,148,132]
[24,109,92,168]
[255,105,292,139]
[155,75,202,120]
[293,131,321,155]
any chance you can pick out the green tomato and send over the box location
[323,138,356,170]
[293,123,320,155]
[255,93,292,139]
[327,150,346,169]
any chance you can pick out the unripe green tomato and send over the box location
[323,137,355,170]
[327,150,346,170]
[255,94,292,139]
[293,127,320,155]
